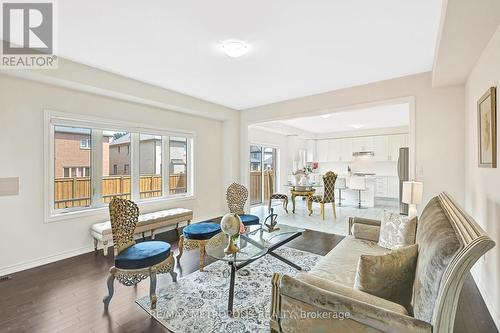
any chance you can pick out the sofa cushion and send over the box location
[352,223,380,242]
[412,197,462,322]
[115,241,171,269]
[309,236,388,287]
[354,244,418,306]
[378,211,417,249]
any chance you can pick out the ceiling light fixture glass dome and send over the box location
[220,40,249,58]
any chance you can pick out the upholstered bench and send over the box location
[176,221,222,272]
[91,208,193,256]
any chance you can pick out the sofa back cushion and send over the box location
[411,197,462,323]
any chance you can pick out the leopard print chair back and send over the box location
[226,182,248,215]
[109,197,139,255]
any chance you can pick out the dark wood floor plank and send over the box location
[0,228,497,333]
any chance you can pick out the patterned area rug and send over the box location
[136,247,322,333]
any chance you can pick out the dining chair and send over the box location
[266,170,288,213]
[103,198,177,310]
[226,183,260,226]
[307,171,338,220]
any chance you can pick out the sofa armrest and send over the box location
[348,216,381,235]
[271,273,432,333]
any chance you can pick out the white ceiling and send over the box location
[267,103,409,134]
[57,1,442,110]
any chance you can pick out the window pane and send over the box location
[250,145,262,204]
[170,137,187,194]
[102,131,131,203]
[54,126,92,209]
[140,134,162,199]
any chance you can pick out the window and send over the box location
[140,134,162,199]
[103,131,131,203]
[169,137,187,194]
[80,138,91,149]
[54,126,92,210]
[47,112,194,218]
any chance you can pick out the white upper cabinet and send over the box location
[388,134,408,161]
[306,140,315,162]
[316,140,329,162]
[340,138,353,162]
[327,139,341,162]
[373,136,389,161]
[352,136,374,152]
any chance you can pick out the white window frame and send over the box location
[44,110,196,223]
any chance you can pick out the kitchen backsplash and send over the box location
[318,160,398,176]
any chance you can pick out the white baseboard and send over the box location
[0,212,226,277]
[0,244,94,277]
[472,270,500,330]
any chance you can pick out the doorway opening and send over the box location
[249,145,277,205]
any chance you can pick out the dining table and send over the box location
[284,183,323,213]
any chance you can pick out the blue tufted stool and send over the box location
[176,221,221,271]
[239,214,260,226]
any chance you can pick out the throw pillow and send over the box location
[378,211,417,249]
[354,244,418,306]
[352,223,380,242]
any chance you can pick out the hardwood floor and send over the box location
[0,229,497,333]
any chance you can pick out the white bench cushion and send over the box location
[91,208,193,239]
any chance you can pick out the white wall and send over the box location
[0,74,230,275]
[464,25,500,329]
[241,72,465,208]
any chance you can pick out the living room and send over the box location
[0,1,499,333]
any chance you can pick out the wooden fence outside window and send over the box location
[54,174,187,209]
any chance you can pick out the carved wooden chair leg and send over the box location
[332,202,337,219]
[283,198,289,213]
[149,268,158,310]
[199,243,206,272]
[320,203,325,220]
[103,272,115,309]
[176,235,184,261]
[308,199,313,216]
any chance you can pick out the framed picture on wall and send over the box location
[477,87,497,168]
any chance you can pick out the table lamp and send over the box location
[402,181,423,218]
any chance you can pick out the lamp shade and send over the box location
[402,181,423,205]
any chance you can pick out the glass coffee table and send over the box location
[205,224,305,315]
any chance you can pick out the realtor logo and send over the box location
[1,1,57,68]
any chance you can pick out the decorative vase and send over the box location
[299,174,309,186]
[220,213,242,254]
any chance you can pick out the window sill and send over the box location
[45,194,196,223]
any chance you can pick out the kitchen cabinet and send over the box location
[306,140,315,162]
[388,134,408,162]
[375,176,388,197]
[340,138,353,162]
[373,136,389,161]
[387,176,400,198]
[316,140,329,162]
[327,139,341,161]
[352,136,374,152]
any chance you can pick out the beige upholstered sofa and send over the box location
[270,192,495,333]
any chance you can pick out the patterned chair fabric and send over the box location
[309,171,337,204]
[267,170,289,213]
[109,197,140,255]
[308,171,338,219]
[226,182,261,224]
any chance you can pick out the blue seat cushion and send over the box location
[183,222,221,240]
[115,241,171,270]
[239,214,260,226]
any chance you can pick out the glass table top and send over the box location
[205,224,305,263]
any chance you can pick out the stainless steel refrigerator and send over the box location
[398,147,409,215]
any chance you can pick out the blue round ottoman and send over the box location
[239,214,260,226]
[177,221,221,271]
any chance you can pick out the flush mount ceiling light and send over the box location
[220,40,249,58]
[320,114,331,119]
[351,124,364,129]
